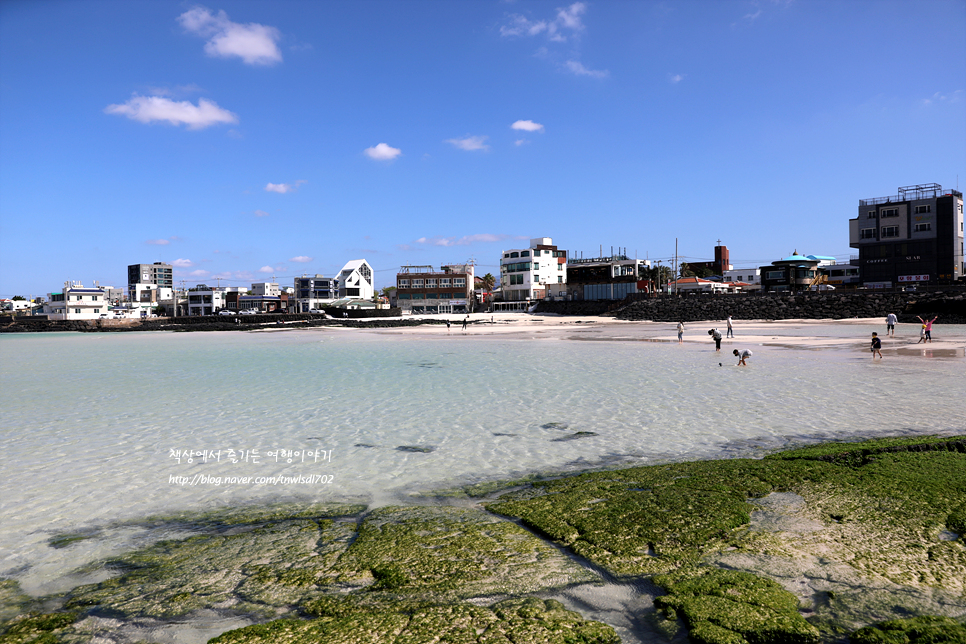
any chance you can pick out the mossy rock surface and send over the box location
[0,580,32,625]
[210,597,620,644]
[64,510,359,618]
[0,611,78,644]
[333,506,596,599]
[652,567,819,644]
[487,435,966,590]
[850,615,966,643]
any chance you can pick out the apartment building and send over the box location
[294,275,338,312]
[850,183,964,287]
[499,237,567,302]
[395,264,475,314]
[566,252,651,301]
[43,282,109,320]
[338,259,375,300]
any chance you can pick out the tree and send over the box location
[380,286,396,298]
[679,263,696,278]
[12,295,26,301]
[481,273,495,293]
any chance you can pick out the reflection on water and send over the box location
[895,347,964,358]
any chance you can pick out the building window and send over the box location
[914,223,931,232]
[398,279,409,288]
[557,263,563,271]
[533,263,539,270]
[94,308,100,313]
[867,211,876,219]
[881,226,899,238]
[914,205,931,214]
[510,252,519,258]
[92,295,98,301]
[766,271,784,280]
[412,279,424,287]
[75,308,81,314]
[426,279,437,287]
[440,278,450,286]
[521,250,530,257]
[860,228,876,239]
[881,208,899,218]
[557,276,562,283]
[454,278,466,287]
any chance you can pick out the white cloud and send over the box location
[265,180,306,193]
[564,60,609,78]
[178,7,282,66]
[922,90,963,105]
[254,209,270,217]
[511,119,544,132]
[445,135,490,152]
[172,258,194,267]
[514,139,529,146]
[501,2,586,42]
[669,73,684,84]
[105,95,238,129]
[146,238,170,245]
[364,143,402,161]
[414,233,512,247]
[258,265,274,273]
[189,269,209,278]
[290,256,313,263]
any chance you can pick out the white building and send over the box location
[723,268,761,287]
[338,259,375,300]
[43,282,110,320]
[251,282,280,297]
[499,237,568,302]
[294,275,339,312]
[187,285,227,316]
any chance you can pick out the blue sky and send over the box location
[1,0,964,298]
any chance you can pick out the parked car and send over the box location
[239,309,257,315]
[218,309,235,316]
[308,308,322,314]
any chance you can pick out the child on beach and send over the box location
[917,315,937,342]
[708,328,722,351]
[677,321,684,344]
[871,332,882,359]
[733,349,752,366]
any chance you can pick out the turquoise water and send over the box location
[0,323,963,596]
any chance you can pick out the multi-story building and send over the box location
[687,244,733,277]
[566,252,651,301]
[251,282,280,297]
[128,262,172,291]
[850,183,964,287]
[395,264,475,314]
[499,237,567,302]
[338,259,375,300]
[187,284,227,316]
[758,252,824,292]
[43,282,109,320]
[294,275,339,312]
[723,268,761,287]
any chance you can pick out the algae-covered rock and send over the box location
[0,611,78,644]
[210,597,620,644]
[652,567,819,644]
[0,580,32,625]
[488,435,966,590]
[333,506,596,599]
[64,506,363,619]
[850,615,966,643]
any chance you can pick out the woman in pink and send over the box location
[917,315,938,342]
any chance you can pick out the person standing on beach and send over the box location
[917,315,937,342]
[733,349,752,366]
[708,328,722,351]
[462,316,468,332]
[871,332,882,359]
[677,321,684,344]
[886,312,897,337]
[726,316,734,338]
[917,322,927,344]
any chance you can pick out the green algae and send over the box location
[332,506,596,599]
[0,580,32,625]
[210,597,620,644]
[487,436,966,589]
[0,611,77,644]
[652,567,819,644]
[850,615,966,643]
[64,511,360,619]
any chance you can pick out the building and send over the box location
[687,243,733,277]
[822,261,860,288]
[186,284,227,316]
[759,252,824,292]
[850,183,964,288]
[566,252,651,301]
[723,268,761,288]
[668,277,732,294]
[251,282,280,297]
[499,237,568,302]
[294,275,339,312]
[338,259,375,300]
[396,264,475,314]
[43,282,110,320]
[128,262,172,292]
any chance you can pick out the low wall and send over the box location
[607,291,966,324]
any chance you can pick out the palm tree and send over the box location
[481,273,495,293]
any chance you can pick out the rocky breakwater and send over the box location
[611,291,966,324]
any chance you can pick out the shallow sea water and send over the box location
[0,322,963,638]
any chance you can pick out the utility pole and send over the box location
[674,238,678,296]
